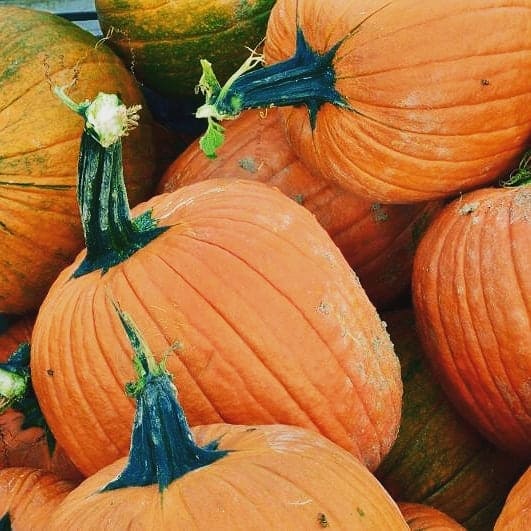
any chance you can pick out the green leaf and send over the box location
[199,118,226,159]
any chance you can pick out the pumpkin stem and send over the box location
[53,89,168,277]
[102,303,227,493]
[195,27,350,158]
[503,149,531,187]
[0,342,56,453]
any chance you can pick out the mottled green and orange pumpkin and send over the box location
[95,0,275,97]
[0,6,160,314]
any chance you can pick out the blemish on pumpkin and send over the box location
[481,79,490,86]
[370,203,389,223]
[46,369,54,377]
[317,301,331,315]
[356,507,365,517]
[317,512,329,527]
[0,221,13,235]
[458,202,479,215]
[238,157,258,173]
[292,193,305,205]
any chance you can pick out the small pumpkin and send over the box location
[31,92,402,476]
[412,154,531,459]
[95,0,275,98]
[159,107,442,309]
[197,0,531,203]
[0,6,160,314]
[398,502,465,531]
[47,306,409,530]
[375,309,526,531]
[494,467,531,530]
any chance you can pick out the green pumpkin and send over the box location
[95,0,275,98]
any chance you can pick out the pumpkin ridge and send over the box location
[146,242,331,432]
[472,202,530,433]
[433,209,499,428]
[0,136,79,163]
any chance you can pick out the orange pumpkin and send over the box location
[159,108,442,309]
[494,467,531,530]
[197,0,531,203]
[47,306,408,530]
[0,467,77,530]
[412,175,530,458]
[398,502,465,530]
[0,6,160,314]
[31,92,402,476]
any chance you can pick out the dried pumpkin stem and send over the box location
[102,304,227,493]
[195,27,350,158]
[54,89,167,277]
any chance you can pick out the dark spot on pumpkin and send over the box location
[317,512,329,527]
[46,369,54,376]
[356,507,365,517]
[370,203,389,223]
[458,202,479,215]
[481,79,490,86]
[245,427,257,432]
[238,157,258,173]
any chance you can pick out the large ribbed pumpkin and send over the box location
[31,92,402,476]
[412,182,530,459]
[0,6,159,314]
[95,0,275,97]
[159,108,442,309]
[376,309,525,531]
[197,0,531,202]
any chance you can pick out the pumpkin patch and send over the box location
[0,0,529,528]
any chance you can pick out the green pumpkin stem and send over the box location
[53,88,168,277]
[102,304,227,493]
[503,149,531,187]
[195,27,350,158]
[0,342,55,453]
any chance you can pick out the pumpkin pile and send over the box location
[0,1,529,529]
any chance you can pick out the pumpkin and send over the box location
[0,320,81,482]
[376,309,525,531]
[159,107,442,309]
[494,467,531,530]
[412,157,531,459]
[47,306,408,530]
[95,0,275,98]
[398,502,465,530]
[0,467,77,530]
[196,0,531,203]
[0,6,160,315]
[30,92,402,476]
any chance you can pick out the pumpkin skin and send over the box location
[201,0,531,202]
[398,502,465,530]
[49,423,408,530]
[494,467,531,530]
[95,0,275,98]
[375,309,525,531]
[412,185,531,459]
[0,318,82,482]
[0,467,76,530]
[0,6,159,314]
[31,177,402,476]
[158,108,442,309]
